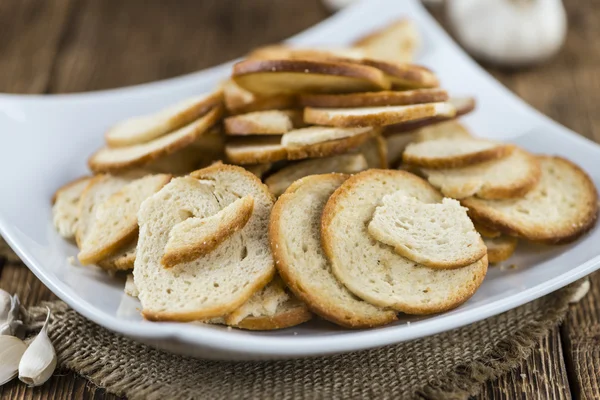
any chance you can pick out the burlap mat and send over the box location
[2,239,580,399]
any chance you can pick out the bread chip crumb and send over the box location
[67,256,77,266]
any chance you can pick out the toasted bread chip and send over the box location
[232,59,390,95]
[403,138,515,169]
[225,110,303,135]
[226,137,287,164]
[353,19,419,63]
[52,176,92,240]
[222,79,296,115]
[286,128,374,160]
[361,60,438,89]
[485,236,518,264]
[282,126,371,147]
[299,88,448,108]
[463,156,599,244]
[162,196,254,268]
[105,91,223,147]
[89,107,223,173]
[304,102,456,127]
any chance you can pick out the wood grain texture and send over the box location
[47,0,328,93]
[0,0,75,94]
[479,328,572,400]
[561,276,600,400]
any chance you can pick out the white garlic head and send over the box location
[447,0,567,67]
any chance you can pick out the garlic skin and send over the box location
[0,294,25,339]
[0,289,11,321]
[18,308,57,387]
[447,0,567,67]
[0,335,27,386]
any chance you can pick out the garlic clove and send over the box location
[0,335,27,386]
[18,308,57,387]
[0,289,10,321]
[0,319,25,339]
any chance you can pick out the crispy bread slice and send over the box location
[78,174,171,265]
[485,236,518,264]
[222,79,296,115]
[462,156,599,244]
[161,195,254,268]
[304,102,456,127]
[224,110,303,135]
[359,135,388,168]
[225,136,287,164]
[368,194,486,269]
[403,138,515,169]
[265,154,368,197]
[281,126,371,147]
[52,177,92,240]
[353,19,419,63]
[232,59,390,96]
[299,88,448,108]
[105,91,223,147]
[321,169,488,314]
[270,174,397,327]
[286,128,374,160]
[89,106,223,173]
[422,148,541,199]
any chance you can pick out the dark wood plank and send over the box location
[47,0,329,93]
[561,273,600,400]
[478,328,571,399]
[0,0,75,93]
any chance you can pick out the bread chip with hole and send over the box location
[162,195,254,268]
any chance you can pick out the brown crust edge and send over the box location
[320,169,488,315]
[270,173,397,328]
[161,196,255,268]
[298,89,448,108]
[403,143,516,169]
[233,303,313,330]
[286,129,375,160]
[486,237,518,264]
[224,110,299,135]
[463,156,599,244]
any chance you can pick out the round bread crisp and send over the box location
[225,137,287,164]
[232,59,390,96]
[321,169,488,314]
[286,128,375,160]
[52,176,92,240]
[89,106,223,173]
[222,79,296,115]
[485,236,518,264]
[270,174,397,327]
[224,110,303,135]
[304,102,456,128]
[403,138,515,169]
[462,156,599,244]
[360,60,439,89]
[136,164,275,322]
[298,88,448,108]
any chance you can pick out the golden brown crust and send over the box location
[105,91,223,148]
[474,222,502,238]
[383,97,476,136]
[232,59,390,95]
[142,269,276,322]
[160,196,254,268]
[97,242,136,271]
[224,110,302,135]
[88,106,224,173]
[360,59,439,89]
[299,88,448,108]
[304,103,454,128]
[232,303,313,330]
[225,137,287,164]
[403,143,516,169]
[486,237,518,264]
[463,156,599,244]
[51,176,91,205]
[270,173,397,328]
[321,169,488,315]
[286,129,375,160]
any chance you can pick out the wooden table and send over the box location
[0,1,598,398]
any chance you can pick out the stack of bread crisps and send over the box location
[51,19,599,331]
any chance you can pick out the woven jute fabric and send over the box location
[20,282,580,400]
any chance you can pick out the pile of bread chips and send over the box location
[52,19,598,330]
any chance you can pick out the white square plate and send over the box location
[1,0,599,360]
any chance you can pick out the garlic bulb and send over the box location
[447,0,567,67]
[18,308,57,387]
[0,335,27,386]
